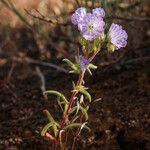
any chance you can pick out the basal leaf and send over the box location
[41,122,53,136]
[44,110,55,123]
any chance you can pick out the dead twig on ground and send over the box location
[0,48,68,73]
[4,83,19,101]
[25,57,68,73]
[6,62,16,82]
[35,66,47,100]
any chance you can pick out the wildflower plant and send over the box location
[41,7,128,149]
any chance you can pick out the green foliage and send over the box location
[63,123,90,131]
[78,86,91,102]
[87,63,98,75]
[70,104,89,120]
[63,59,80,74]
[44,90,68,104]
[41,110,59,136]
[79,35,105,54]
[72,84,91,102]
[107,43,115,53]
[41,122,54,136]
[79,105,89,120]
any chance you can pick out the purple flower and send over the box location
[80,55,91,72]
[108,23,128,49]
[92,7,105,18]
[78,13,105,41]
[71,7,86,25]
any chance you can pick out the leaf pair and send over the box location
[41,110,59,137]
[70,103,89,121]
[78,85,91,102]
[63,59,80,74]
[44,90,68,105]
[87,63,97,75]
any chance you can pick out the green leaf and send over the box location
[64,104,68,113]
[87,64,98,75]
[44,110,55,123]
[79,37,87,46]
[44,90,68,104]
[70,106,77,114]
[69,70,79,74]
[63,59,74,67]
[107,43,115,53]
[43,110,59,136]
[87,67,92,75]
[79,106,88,120]
[41,122,53,136]
[72,81,76,89]
[88,64,98,70]
[63,59,80,74]
[63,123,90,131]
[79,87,91,102]
[70,105,88,120]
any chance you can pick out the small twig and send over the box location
[4,83,19,101]
[1,0,32,28]
[108,15,150,22]
[34,9,45,18]
[25,9,70,26]
[35,66,47,100]
[6,63,16,82]
[75,0,81,7]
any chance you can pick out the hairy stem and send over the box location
[54,52,96,149]
[55,71,84,144]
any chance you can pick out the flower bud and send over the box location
[107,43,115,53]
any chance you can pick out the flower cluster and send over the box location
[72,7,105,41]
[71,7,128,51]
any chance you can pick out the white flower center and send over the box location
[87,21,98,32]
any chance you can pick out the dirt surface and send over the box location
[0,43,150,150]
[0,1,150,149]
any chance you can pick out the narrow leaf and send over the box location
[63,59,79,73]
[63,123,90,131]
[43,110,59,136]
[79,106,88,120]
[41,122,53,136]
[44,110,55,123]
[88,64,97,69]
[63,59,74,66]
[70,105,88,120]
[44,90,68,104]
[79,88,91,102]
